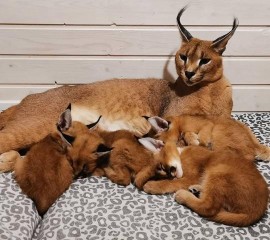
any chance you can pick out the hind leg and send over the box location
[0,105,18,130]
[0,150,21,173]
[104,166,131,186]
[188,184,203,198]
[175,189,218,218]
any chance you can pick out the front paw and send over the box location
[183,132,200,146]
[143,181,165,195]
[0,150,20,173]
[175,189,189,204]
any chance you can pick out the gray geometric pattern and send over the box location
[0,113,269,240]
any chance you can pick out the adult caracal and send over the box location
[0,7,238,154]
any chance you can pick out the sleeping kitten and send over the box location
[0,106,111,216]
[144,115,270,176]
[97,131,181,190]
[143,143,269,227]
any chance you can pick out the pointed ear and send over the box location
[96,144,112,157]
[59,131,75,145]
[86,115,102,130]
[138,137,164,153]
[143,116,170,134]
[57,103,72,131]
[176,6,193,43]
[211,18,239,55]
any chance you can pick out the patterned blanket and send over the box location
[0,113,269,240]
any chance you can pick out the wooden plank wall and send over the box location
[0,0,269,112]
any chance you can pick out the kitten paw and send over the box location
[143,181,165,195]
[188,185,201,198]
[184,132,200,146]
[175,189,189,204]
[0,150,20,173]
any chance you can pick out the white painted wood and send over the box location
[0,85,269,112]
[0,1,268,113]
[232,86,270,112]
[0,0,269,25]
[0,26,269,56]
[0,56,269,85]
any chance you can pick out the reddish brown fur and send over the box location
[93,130,157,190]
[0,121,107,216]
[14,132,73,216]
[144,145,269,227]
[0,13,236,154]
[62,121,107,176]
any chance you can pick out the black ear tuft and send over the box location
[87,115,102,129]
[97,144,113,153]
[66,103,72,110]
[142,116,150,120]
[61,133,75,145]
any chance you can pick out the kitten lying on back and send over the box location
[144,115,270,175]
[144,143,269,227]
[0,106,111,216]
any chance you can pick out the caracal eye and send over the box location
[180,54,187,62]
[199,58,211,66]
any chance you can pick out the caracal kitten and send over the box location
[143,115,270,176]
[0,107,111,216]
[144,144,269,227]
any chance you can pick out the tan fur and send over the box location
[149,115,270,164]
[0,13,236,154]
[144,145,269,227]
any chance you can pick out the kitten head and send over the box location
[175,7,238,86]
[138,137,183,179]
[57,105,111,177]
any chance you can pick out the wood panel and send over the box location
[0,85,269,112]
[0,26,269,56]
[0,56,269,85]
[0,0,269,25]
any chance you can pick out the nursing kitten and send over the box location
[144,115,270,176]
[145,145,269,227]
[0,7,237,154]
[0,107,110,216]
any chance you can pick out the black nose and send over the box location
[185,71,195,79]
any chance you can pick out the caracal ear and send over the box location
[211,18,239,55]
[57,103,72,131]
[138,137,165,153]
[176,6,193,43]
[143,116,170,134]
[96,144,113,157]
[86,115,102,130]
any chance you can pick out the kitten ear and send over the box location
[58,103,72,131]
[96,144,112,157]
[211,18,239,55]
[86,115,102,130]
[138,137,165,153]
[143,116,170,134]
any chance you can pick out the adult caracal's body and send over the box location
[0,8,238,154]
